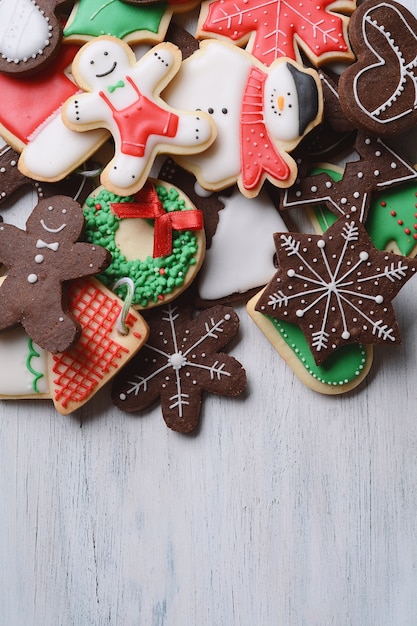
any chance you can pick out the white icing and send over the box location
[0,0,51,63]
[20,113,108,181]
[165,40,252,187]
[0,326,49,396]
[354,1,417,124]
[62,39,215,194]
[197,188,287,300]
[165,40,311,192]
[40,220,66,234]
[263,64,301,141]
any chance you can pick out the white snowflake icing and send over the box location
[120,304,233,418]
[263,220,414,356]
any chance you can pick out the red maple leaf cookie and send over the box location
[196,0,355,66]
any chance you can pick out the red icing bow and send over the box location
[110,182,203,258]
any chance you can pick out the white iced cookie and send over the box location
[164,39,323,198]
[62,36,216,196]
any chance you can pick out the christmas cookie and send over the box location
[82,181,206,309]
[159,157,289,305]
[0,141,99,207]
[49,278,149,415]
[63,0,173,46]
[0,196,111,354]
[254,217,417,365]
[0,45,109,183]
[0,0,67,76]
[111,299,247,433]
[338,0,417,135]
[308,164,417,258]
[62,37,216,196]
[0,277,150,413]
[280,133,417,222]
[196,0,355,67]
[164,39,323,198]
[247,289,373,394]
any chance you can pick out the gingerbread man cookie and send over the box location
[62,37,216,196]
[0,196,111,354]
[0,0,67,76]
[164,39,323,198]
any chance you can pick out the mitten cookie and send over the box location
[0,196,111,353]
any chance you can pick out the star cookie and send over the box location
[255,216,417,364]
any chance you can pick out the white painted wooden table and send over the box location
[2,3,417,624]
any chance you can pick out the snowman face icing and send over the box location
[77,39,129,90]
[263,63,301,143]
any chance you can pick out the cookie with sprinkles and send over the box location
[111,299,247,433]
[82,181,206,310]
[255,216,417,365]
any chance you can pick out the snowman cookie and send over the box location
[164,39,323,198]
[0,0,67,76]
[62,37,216,196]
[0,196,111,354]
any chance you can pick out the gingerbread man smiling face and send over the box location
[0,196,111,354]
[62,37,216,196]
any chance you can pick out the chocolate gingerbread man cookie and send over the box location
[0,196,111,353]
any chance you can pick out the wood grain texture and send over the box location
[1,5,417,622]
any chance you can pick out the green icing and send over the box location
[63,0,167,40]
[83,186,199,308]
[26,338,44,394]
[365,180,417,256]
[267,316,368,386]
[311,166,417,256]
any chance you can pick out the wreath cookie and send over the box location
[83,180,206,309]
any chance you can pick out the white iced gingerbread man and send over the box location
[63,37,216,196]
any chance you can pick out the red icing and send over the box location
[0,46,80,145]
[200,0,353,66]
[111,181,203,257]
[99,76,179,158]
[240,66,291,191]
[51,279,138,409]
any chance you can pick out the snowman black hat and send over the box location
[286,62,320,135]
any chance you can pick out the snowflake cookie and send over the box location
[111,300,247,432]
[255,216,417,365]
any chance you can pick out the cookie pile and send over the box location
[0,0,416,431]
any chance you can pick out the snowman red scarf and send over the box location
[240,66,292,192]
